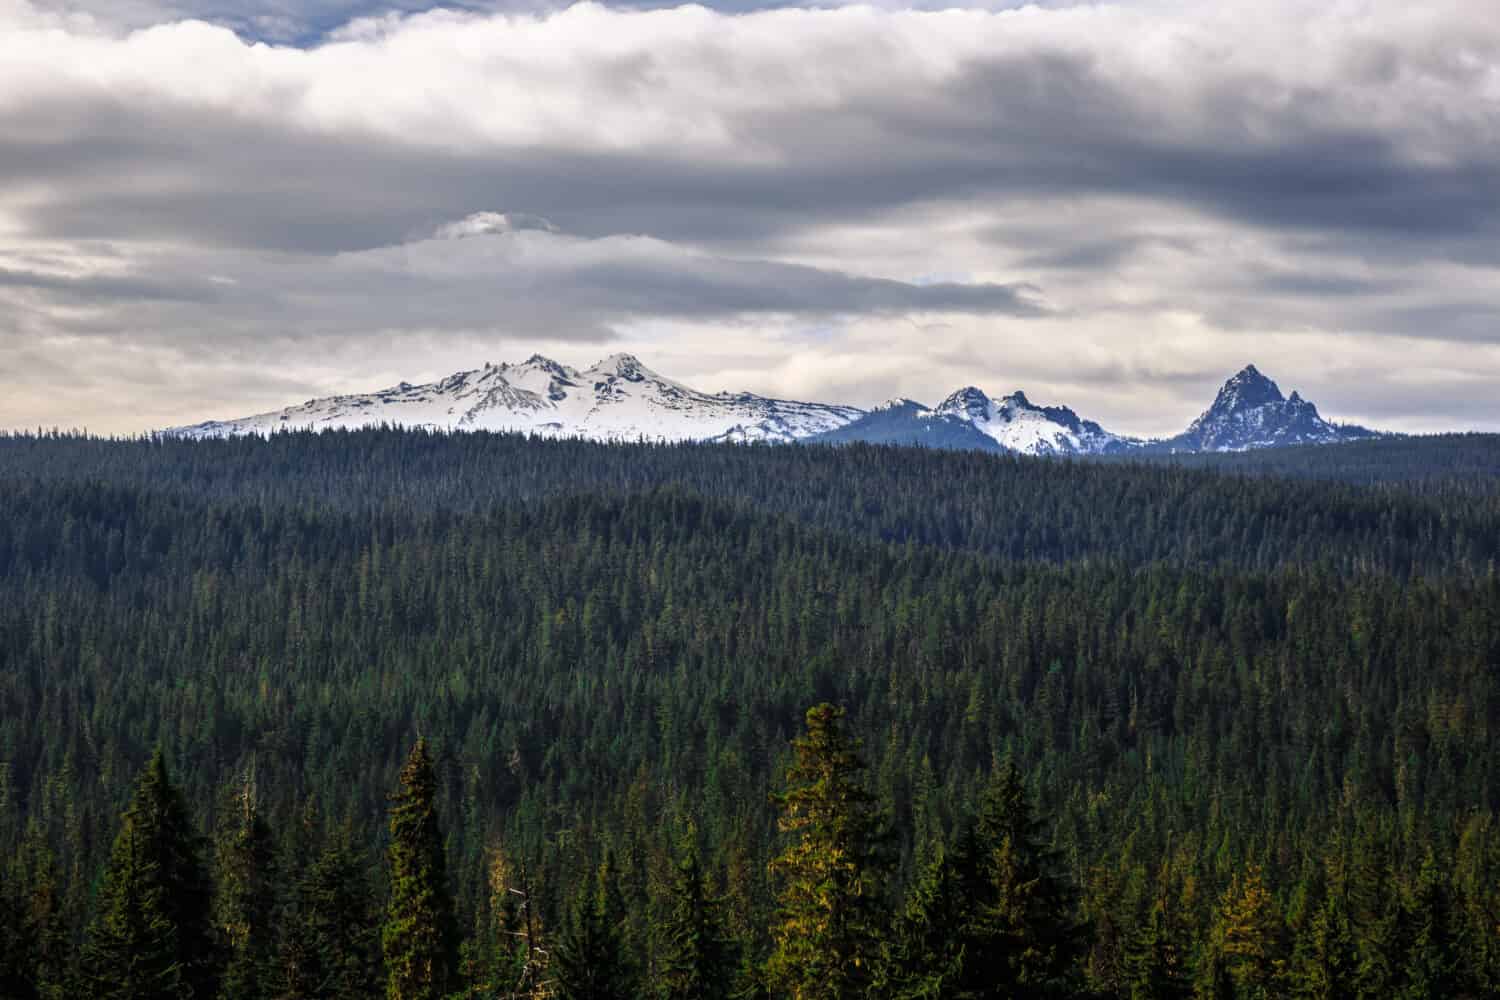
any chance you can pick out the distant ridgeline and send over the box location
[168,354,1388,459]
[1,429,1499,998]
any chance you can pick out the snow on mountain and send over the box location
[170,353,864,444]
[1162,365,1381,452]
[169,357,1384,457]
[808,398,1008,453]
[930,386,1136,455]
[810,388,1134,456]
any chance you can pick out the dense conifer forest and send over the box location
[1,429,1498,998]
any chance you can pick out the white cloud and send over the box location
[430,211,558,239]
[0,0,1497,434]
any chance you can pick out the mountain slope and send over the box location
[810,387,1136,456]
[172,354,864,444]
[933,386,1136,455]
[808,399,1008,452]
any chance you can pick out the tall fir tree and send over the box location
[1401,852,1465,1000]
[1198,865,1287,1000]
[1288,892,1358,1000]
[653,839,737,1000]
[383,738,459,1000]
[955,762,1088,998]
[283,819,380,1000]
[877,842,968,999]
[555,857,637,1000]
[765,704,888,1000]
[80,748,217,1000]
[1125,895,1191,1000]
[1349,829,1407,1000]
[213,778,278,1000]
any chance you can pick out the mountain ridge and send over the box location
[169,356,1386,456]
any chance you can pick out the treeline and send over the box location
[1126,433,1500,496]
[2,428,1499,578]
[7,707,1495,999]
[1,432,1498,997]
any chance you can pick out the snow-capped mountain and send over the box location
[932,386,1136,455]
[811,387,1135,455]
[1160,365,1380,452]
[809,398,1009,453]
[172,353,864,443]
[170,357,1385,457]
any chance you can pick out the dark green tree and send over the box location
[1125,896,1191,1000]
[282,820,380,1000]
[555,858,637,1000]
[214,781,278,1000]
[1288,891,1358,1000]
[1350,832,1407,1000]
[80,749,217,1000]
[382,738,459,1000]
[955,762,1088,997]
[1402,852,1465,1000]
[877,842,967,999]
[653,839,737,1000]
[765,704,888,1000]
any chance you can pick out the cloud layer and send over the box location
[2,0,1498,435]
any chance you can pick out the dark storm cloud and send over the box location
[0,265,222,302]
[1,229,1041,352]
[7,37,1498,267]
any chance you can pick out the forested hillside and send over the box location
[1124,433,1500,496]
[1,429,1498,998]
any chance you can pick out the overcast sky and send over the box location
[2,0,1497,436]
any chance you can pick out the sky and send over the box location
[1,0,1498,437]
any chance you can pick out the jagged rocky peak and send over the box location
[517,353,572,375]
[937,386,994,419]
[1211,364,1284,412]
[1171,364,1378,452]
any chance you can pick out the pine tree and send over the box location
[955,762,1088,998]
[555,858,637,1000]
[1201,865,1287,1000]
[214,780,278,1000]
[383,738,459,1000]
[1402,852,1465,1000]
[283,820,380,1000]
[878,843,967,999]
[1125,896,1190,1000]
[654,840,737,1000]
[765,704,888,1000]
[80,748,217,1000]
[1349,830,1407,1000]
[1289,892,1358,1000]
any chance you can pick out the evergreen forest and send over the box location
[1,428,1499,999]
